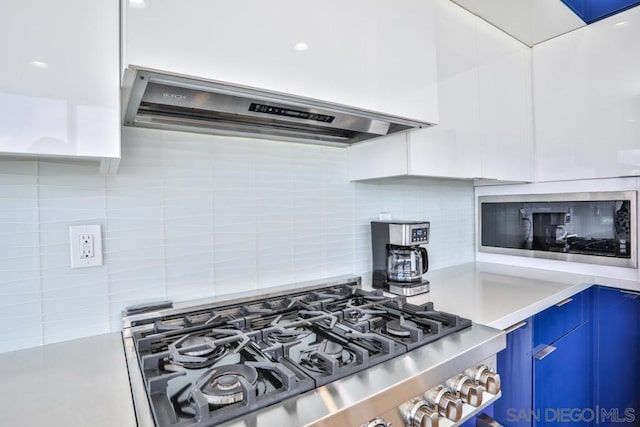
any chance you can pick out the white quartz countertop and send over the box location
[0,332,136,427]
[2,261,639,426]
[398,262,593,330]
[383,262,640,330]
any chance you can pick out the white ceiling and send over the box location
[450,0,586,46]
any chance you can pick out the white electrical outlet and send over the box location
[379,211,393,220]
[69,224,103,269]
[79,234,94,259]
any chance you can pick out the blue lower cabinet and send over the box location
[594,286,640,426]
[533,321,593,427]
[459,405,494,427]
[494,286,639,427]
[533,290,588,348]
[460,418,475,427]
[494,318,534,427]
[495,289,592,427]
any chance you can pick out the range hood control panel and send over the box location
[249,103,335,123]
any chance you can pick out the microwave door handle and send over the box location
[420,247,429,274]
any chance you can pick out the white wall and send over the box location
[0,127,476,353]
[475,177,639,280]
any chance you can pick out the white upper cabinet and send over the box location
[122,0,439,124]
[348,133,409,181]
[407,0,483,180]
[476,13,534,182]
[0,0,120,170]
[534,6,640,182]
[350,0,534,182]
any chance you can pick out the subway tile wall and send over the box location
[0,127,475,353]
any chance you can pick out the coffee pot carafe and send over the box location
[387,246,429,283]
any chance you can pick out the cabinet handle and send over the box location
[555,297,573,307]
[620,290,640,297]
[534,345,557,360]
[504,321,527,334]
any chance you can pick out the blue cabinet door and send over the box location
[594,286,640,426]
[533,290,588,348]
[533,321,593,427]
[494,319,534,427]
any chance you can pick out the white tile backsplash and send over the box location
[0,159,42,353]
[0,127,475,353]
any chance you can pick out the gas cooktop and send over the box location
[123,277,473,427]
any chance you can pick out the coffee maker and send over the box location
[371,220,430,296]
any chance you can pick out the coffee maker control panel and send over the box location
[412,227,429,243]
[382,222,430,246]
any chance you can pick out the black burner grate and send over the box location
[129,284,472,427]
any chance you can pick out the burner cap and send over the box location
[269,326,309,344]
[323,341,344,357]
[299,341,355,374]
[169,334,230,369]
[216,374,240,391]
[181,336,216,357]
[199,365,259,406]
[385,319,417,337]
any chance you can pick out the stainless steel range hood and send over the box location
[122,67,433,147]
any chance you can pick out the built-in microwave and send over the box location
[478,191,637,268]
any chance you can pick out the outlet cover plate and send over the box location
[69,224,103,269]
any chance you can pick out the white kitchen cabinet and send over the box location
[349,133,408,181]
[407,0,483,180]
[533,6,640,182]
[0,0,120,173]
[349,127,483,181]
[349,0,534,182]
[477,14,534,182]
[122,0,439,124]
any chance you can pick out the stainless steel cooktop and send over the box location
[122,275,505,427]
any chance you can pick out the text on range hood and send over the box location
[122,67,434,147]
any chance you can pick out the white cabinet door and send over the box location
[477,15,534,182]
[409,0,534,182]
[407,0,482,179]
[348,0,534,183]
[534,6,640,182]
[0,0,120,164]
[123,0,439,124]
[348,133,408,181]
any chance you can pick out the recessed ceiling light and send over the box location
[615,21,627,26]
[29,61,48,69]
[129,0,146,8]
[294,42,309,51]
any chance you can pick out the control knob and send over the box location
[464,365,501,394]
[361,417,392,427]
[446,374,485,407]
[424,385,463,422]
[399,398,439,427]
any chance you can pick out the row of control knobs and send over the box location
[401,365,501,427]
